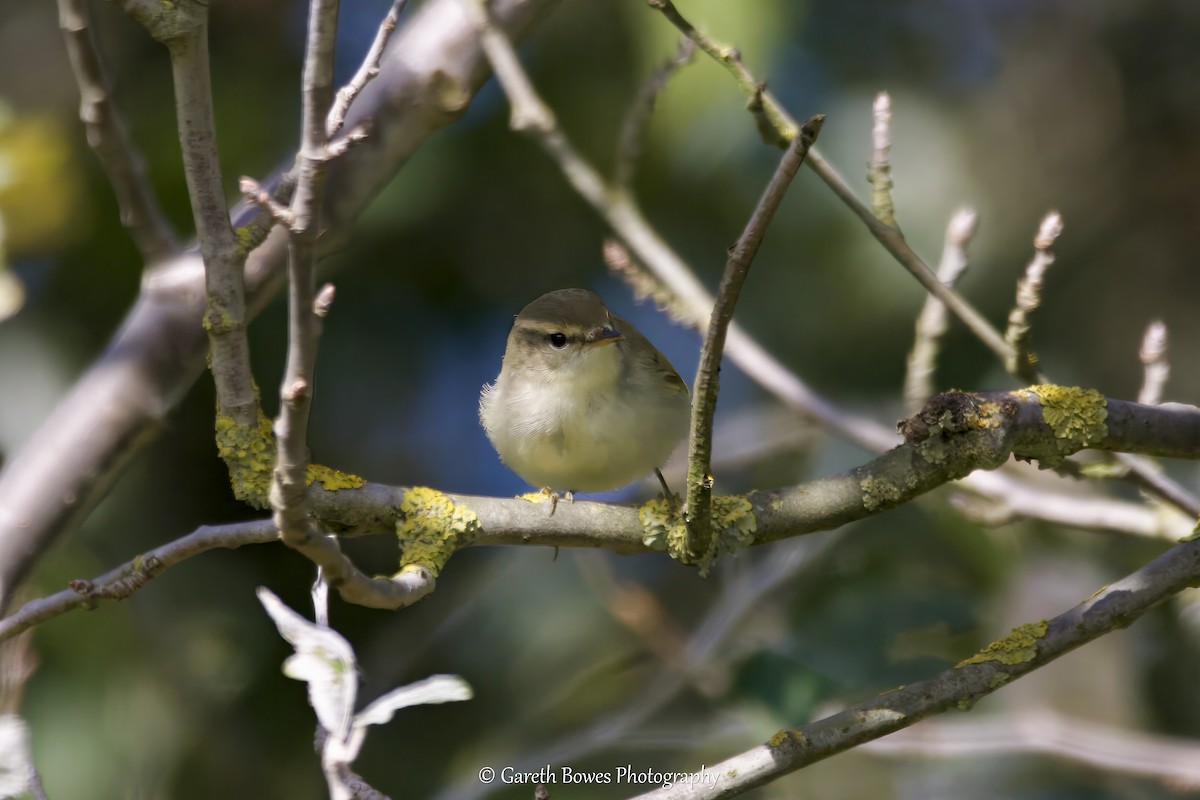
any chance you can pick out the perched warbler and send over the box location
[480,288,690,493]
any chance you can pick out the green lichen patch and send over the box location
[214,409,275,509]
[1026,384,1108,464]
[957,620,1048,668]
[638,497,681,552]
[396,487,480,576]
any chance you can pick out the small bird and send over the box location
[480,288,690,494]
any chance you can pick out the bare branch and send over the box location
[684,118,823,565]
[613,37,695,191]
[57,0,179,264]
[1138,320,1169,406]
[867,91,896,227]
[272,0,338,552]
[0,520,278,644]
[122,4,260,427]
[1005,212,1063,383]
[6,382,1194,642]
[630,532,1200,799]
[307,390,1200,561]
[327,0,409,138]
[863,710,1200,789]
[239,176,295,227]
[904,208,977,414]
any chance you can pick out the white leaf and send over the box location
[355,674,474,728]
[0,715,33,799]
[257,587,357,741]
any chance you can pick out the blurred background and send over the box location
[2,0,1200,797]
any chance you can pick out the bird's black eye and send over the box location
[547,332,568,349]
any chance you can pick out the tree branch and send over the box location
[57,0,179,264]
[684,119,822,563]
[0,520,278,644]
[630,532,1200,799]
[1005,212,1062,384]
[3,387,1193,640]
[862,710,1200,789]
[613,37,694,191]
[903,208,976,414]
[326,0,408,138]
[154,10,259,427]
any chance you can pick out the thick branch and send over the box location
[3,388,1193,639]
[310,389,1200,556]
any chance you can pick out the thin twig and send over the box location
[327,0,408,138]
[239,176,295,227]
[1005,212,1062,383]
[57,0,179,265]
[613,37,695,191]
[904,208,977,414]
[1138,320,1169,406]
[867,91,896,228]
[603,239,895,454]
[272,0,338,547]
[0,521,279,644]
[863,710,1200,789]
[684,117,823,564]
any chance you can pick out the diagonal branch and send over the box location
[327,0,408,138]
[0,520,279,644]
[630,532,1200,799]
[903,208,977,414]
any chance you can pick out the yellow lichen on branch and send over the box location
[215,408,364,509]
[639,495,757,576]
[214,409,275,509]
[957,620,1048,667]
[396,487,480,576]
[1025,384,1108,466]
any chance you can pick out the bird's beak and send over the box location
[584,326,623,347]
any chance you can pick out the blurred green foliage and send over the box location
[1,0,1199,797]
